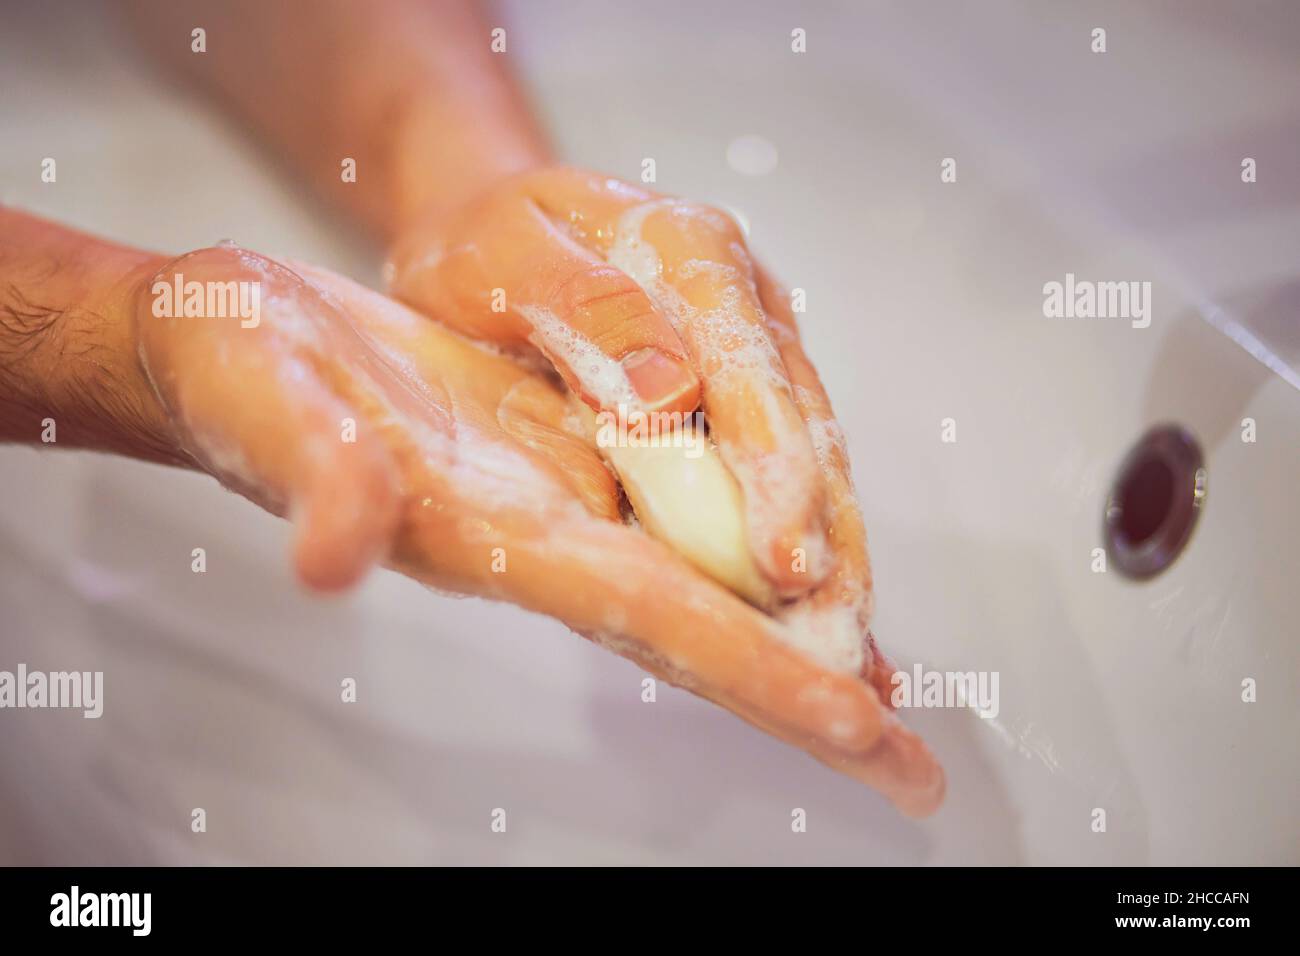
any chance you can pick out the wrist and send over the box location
[387,96,551,238]
[0,214,187,466]
[82,256,192,467]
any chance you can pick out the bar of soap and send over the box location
[604,423,774,608]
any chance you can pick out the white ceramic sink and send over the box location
[1,0,1296,864]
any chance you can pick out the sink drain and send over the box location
[1103,425,1207,580]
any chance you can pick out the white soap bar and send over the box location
[604,422,773,608]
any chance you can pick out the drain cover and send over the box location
[1103,425,1207,580]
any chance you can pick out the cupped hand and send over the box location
[134,243,943,816]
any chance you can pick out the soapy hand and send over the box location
[132,238,942,816]
[389,167,836,600]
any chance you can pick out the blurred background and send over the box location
[1,0,1297,864]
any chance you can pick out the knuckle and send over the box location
[551,264,646,315]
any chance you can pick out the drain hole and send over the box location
[1104,425,1205,580]
[1114,457,1174,547]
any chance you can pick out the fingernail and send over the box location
[621,348,700,413]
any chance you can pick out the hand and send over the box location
[382,168,944,813]
[135,241,943,816]
[389,167,839,599]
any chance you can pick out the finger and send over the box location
[389,174,699,415]
[613,200,831,597]
[519,175,832,598]
[291,260,622,522]
[754,265,876,638]
[809,713,946,818]
[391,497,942,814]
[753,266,946,811]
[135,247,400,592]
[393,493,884,753]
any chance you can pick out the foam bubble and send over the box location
[778,601,866,673]
[606,200,671,292]
[517,304,637,409]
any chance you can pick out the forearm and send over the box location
[0,209,183,465]
[125,0,552,241]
